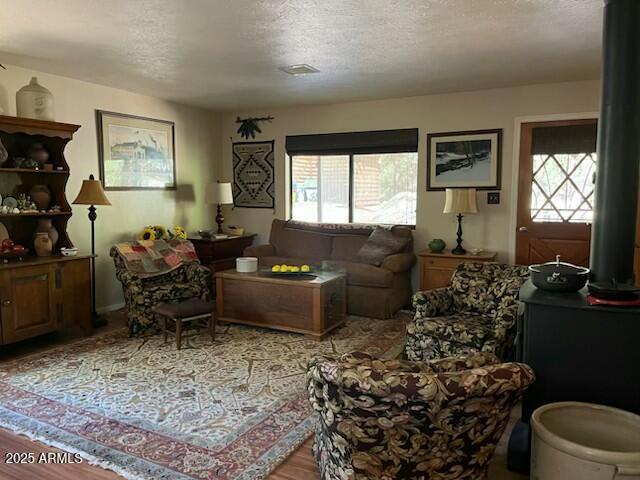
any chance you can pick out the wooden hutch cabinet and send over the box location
[0,115,91,346]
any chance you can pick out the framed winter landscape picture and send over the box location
[427,129,502,191]
[97,110,176,190]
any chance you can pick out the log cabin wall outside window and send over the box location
[286,129,419,226]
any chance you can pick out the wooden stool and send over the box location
[152,298,216,350]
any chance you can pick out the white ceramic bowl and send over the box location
[60,248,78,257]
[236,257,258,273]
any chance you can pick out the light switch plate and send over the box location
[487,192,500,204]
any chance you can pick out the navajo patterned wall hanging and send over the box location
[232,140,275,208]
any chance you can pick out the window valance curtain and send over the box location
[531,124,598,155]
[285,128,418,156]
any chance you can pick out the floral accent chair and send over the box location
[307,351,535,480]
[110,247,210,335]
[405,262,530,362]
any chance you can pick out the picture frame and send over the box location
[426,128,502,191]
[96,110,176,190]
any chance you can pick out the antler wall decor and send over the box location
[235,116,274,139]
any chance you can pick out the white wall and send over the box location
[0,65,220,310]
[219,80,600,266]
[0,67,601,309]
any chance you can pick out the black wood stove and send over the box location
[508,0,640,472]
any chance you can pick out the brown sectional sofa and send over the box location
[243,219,416,319]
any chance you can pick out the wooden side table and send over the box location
[189,234,256,294]
[418,249,497,290]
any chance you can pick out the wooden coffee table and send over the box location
[215,269,346,340]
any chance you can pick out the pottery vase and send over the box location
[35,218,58,249]
[26,143,50,168]
[16,77,55,121]
[29,184,51,211]
[34,232,53,257]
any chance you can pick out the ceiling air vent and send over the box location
[279,64,320,76]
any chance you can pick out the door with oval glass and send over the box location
[516,119,598,267]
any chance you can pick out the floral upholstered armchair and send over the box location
[405,262,530,362]
[110,247,210,335]
[307,351,535,480]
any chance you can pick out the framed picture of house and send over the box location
[96,110,176,190]
[427,129,502,191]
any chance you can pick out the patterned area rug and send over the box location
[0,315,408,480]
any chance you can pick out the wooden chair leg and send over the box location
[176,319,182,350]
[210,312,215,341]
[162,317,168,344]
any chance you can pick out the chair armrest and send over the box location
[493,297,520,340]
[380,252,416,273]
[243,244,275,257]
[115,269,142,288]
[147,282,208,300]
[412,287,454,318]
[415,352,500,373]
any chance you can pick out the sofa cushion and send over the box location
[410,313,494,349]
[357,227,411,266]
[270,220,332,259]
[337,261,394,288]
[330,235,368,261]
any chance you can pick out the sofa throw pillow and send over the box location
[357,227,410,266]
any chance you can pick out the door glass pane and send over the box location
[291,155,349,223]
[531,152,596,223]
[353,153,418,225]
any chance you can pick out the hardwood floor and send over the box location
[0,428,317,480]
[0,427,121,480]
[269,438,319,480]
[0,312,525,480]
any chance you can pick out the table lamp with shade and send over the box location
[72,174,111,326]
[206,181,234,233]
[443,188,478,255]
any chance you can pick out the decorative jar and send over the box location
[34,232,53,257]
[16,77,55,121]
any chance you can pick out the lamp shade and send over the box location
[206,181,233,205]
[443,188,478,214]
[72,175,111,206]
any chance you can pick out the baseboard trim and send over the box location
[97,302,125,314]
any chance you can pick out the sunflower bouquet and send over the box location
[138,225,188,241]
[173,226,187,239]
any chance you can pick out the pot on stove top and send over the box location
[528,255,590,292]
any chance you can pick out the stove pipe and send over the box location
[590,0,640,284]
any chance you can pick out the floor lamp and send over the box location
[73,174,111,327]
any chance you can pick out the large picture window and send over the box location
[287,129,418,226]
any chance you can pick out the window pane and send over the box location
[352,153,417,225]
[531,152,596,223]
[291,155,349,223]
[291,155,318,222]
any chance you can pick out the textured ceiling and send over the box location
[0,0,602,111]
